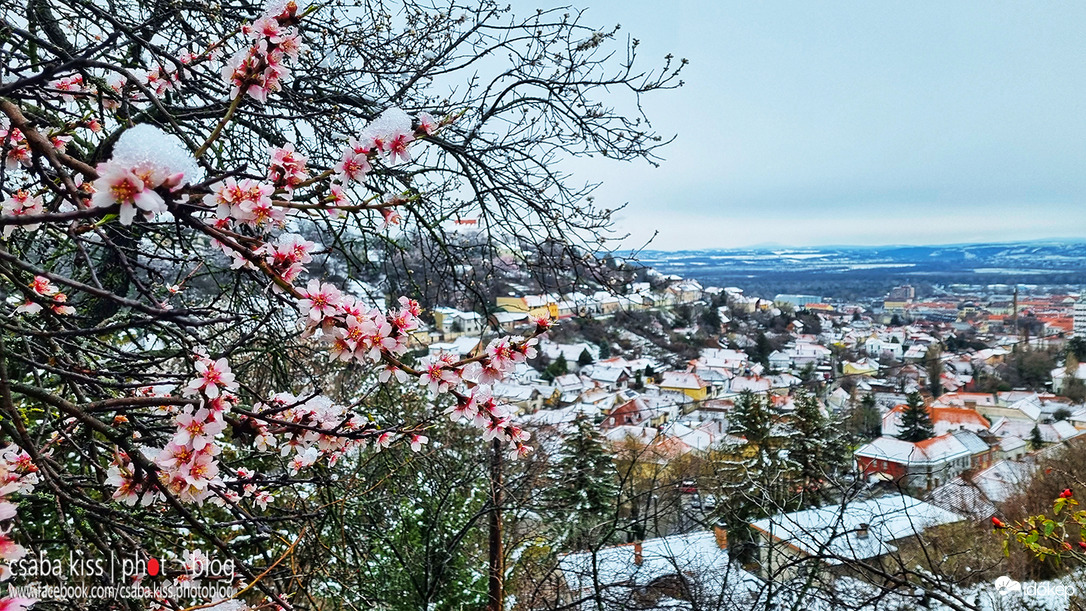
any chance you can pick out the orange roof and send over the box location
[888,404,990,429]
[1040,316,1074,332]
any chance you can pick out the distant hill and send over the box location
[620,241,1086,300]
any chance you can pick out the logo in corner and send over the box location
[994,575,1021,595]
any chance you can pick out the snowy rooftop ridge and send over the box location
[750,493,963,564]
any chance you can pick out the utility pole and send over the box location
[488,438,504,611]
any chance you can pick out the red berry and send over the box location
[1061,488,1073,499]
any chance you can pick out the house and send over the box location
[842,358,880,376]
[603,398,662,429]
[767,350,792,371]
[426,336,481,359]
[750,494,962,581]
[988,417,1083,445]
[854,430,993,491]
[490,382,543,413]
[491,310,530,332]
[658,371,709,401]
[880,404,990,438]
[556,530,762,609]
[431,307,484,337]
[1051,362,1086,394]
[584,365,632,391]
[553,374,589,404]
[495,294,558,319]
[928,459,1036,519]
[539,339,600,368]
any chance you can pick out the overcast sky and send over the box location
[510,1,1086,250]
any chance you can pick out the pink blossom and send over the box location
[287,447,318,475]
[334,149,371,183]
[418,354,461,396]
[386,132,414,163]
[268,143,308,190]
[1,190,44,236]
[0,598,36,611]
[184,357,237,399]
[173,408,227,450]
[409,434,429,452]
[374,431,395,451]
[179,451,220,490]
[417,112,438,135]
[254,489,273,510]
[90,161,166,225]
[13,301,40,315]
[156,441,194,470]
[298,279,343,321]
[29,276,58,297]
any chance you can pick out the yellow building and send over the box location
[658,371,709,401]
[495,295,559,319]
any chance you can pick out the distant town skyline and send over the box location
[509,1,1086,250]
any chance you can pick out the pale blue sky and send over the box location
[512,1,1086,249]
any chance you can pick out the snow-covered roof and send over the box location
[929,459,1035,519]
[659,371,708,390]
[586,366,628,384]
[558,531,762,606]
[854,432,979,465]
[750,494,963,564]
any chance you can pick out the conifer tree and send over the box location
[1030,424,1045,450]
[716,391,793,562]
[898,391,935,442]
[578,348,595,367]
[544,414,619,549]
[789,390,848,502]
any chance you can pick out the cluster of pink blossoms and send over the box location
[334,108,433,186]
[110,355,240,506]
[299,289,420,365]
[14,275,73,316]
[295,280,538,457]
[448,386,532,459]
[250,392,371,467]
[90,125,200,225]
[49,74,85,103]
[0,126,30,170]
[268,143,308,191]
[256,232,316,285]
[207,177,282,230]
[0,445,37,611]
[0,121,71,172]
[0,191,43,237]
[224,2,307,103]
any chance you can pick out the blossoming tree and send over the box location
[0,0,679,608]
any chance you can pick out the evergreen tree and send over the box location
[844,393,883,440]
[898,392,934,442]
[542,353,569,381]
[789,391,848,503]
[925,345,944,396]
[1030,424,1045,450]
[544,415,619,548]
[598,341,611,359]
[577,348,595,367]
[1068,337,1086,362]
[715,391,793,563]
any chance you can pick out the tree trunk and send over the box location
[488,439,504,611]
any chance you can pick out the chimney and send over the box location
[857,523,869,539]
[633,541,643,565]
[713,524,728,549]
